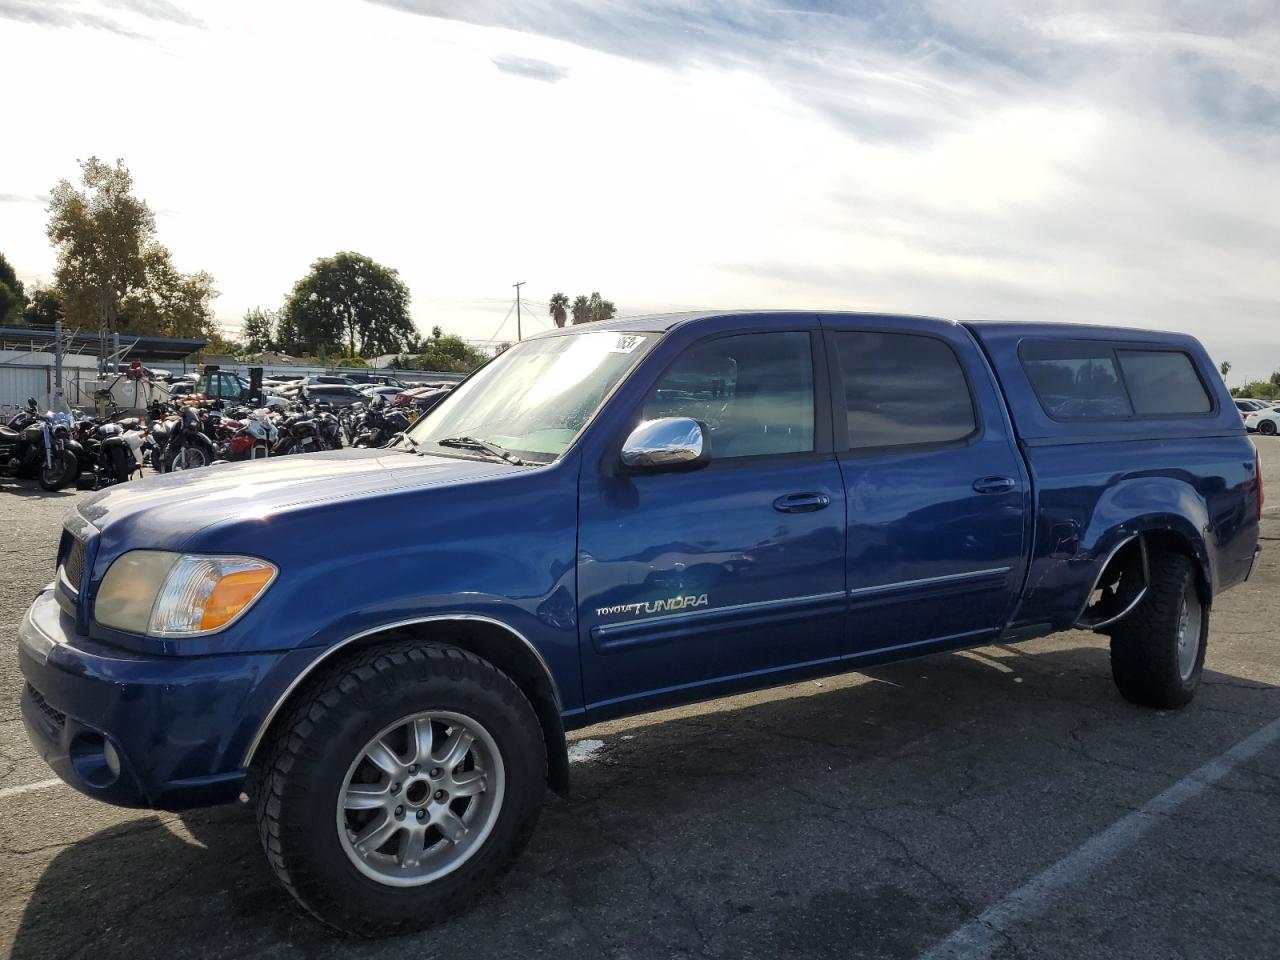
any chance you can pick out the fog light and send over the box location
[103,739,121,778]
[68,731,121,789]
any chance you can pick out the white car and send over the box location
[359,385,402,404]
[1244,407,1280,435]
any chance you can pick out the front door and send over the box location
[577,327,847,718]
[824,317,1029,656]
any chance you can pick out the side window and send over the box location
[834,332,976,449]
[1020,342,1132,419]
[1117,350,1211,415]
[220,374,240,398]
[643,332,814,459]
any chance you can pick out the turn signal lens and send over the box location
[149,555,278,637]
[200,566,276,631]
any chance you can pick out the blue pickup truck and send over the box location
[18,311,1261,934]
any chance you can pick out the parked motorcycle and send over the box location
[353,399,411,447]
[1,398,79,490]
[215,409,277,462]
[163,406,218,471]
[72,416,146,488]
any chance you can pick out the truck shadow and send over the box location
[10,641,1280,960]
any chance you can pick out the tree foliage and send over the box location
[241,307,277,353]
[280,252,415,358]
[549,292,569,328]
[391,328,486,373]
[45,157,218,340]
[22,285,63,326]
[47,157,154,331]
[1219,360,1231,378]
[118,243,218,338]
[0,253,27,324]
[569,291,616,324]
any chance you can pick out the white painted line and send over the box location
[919,715,1280,960]
[0,777,65,801]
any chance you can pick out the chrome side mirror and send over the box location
[620,417,709,472]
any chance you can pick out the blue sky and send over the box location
[1,0,1276,380]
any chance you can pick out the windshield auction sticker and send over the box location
[610,335,644,353]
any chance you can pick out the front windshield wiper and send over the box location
[435,435,526,465]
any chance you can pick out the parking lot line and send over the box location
[918,714,1280,960]
[0,778,64,801]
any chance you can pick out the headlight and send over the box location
[95,551,277,637]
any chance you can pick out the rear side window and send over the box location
[833,332,976,449]
[1117,350,1211,415]
[1020,341,1211,419]
[1020,343,1131,419]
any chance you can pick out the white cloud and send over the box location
[1,0,1276,380]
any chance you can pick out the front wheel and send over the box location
[1106,552,1207,708]
[255,642,547,936]
[39,449,78,491]
[167,443,209,471]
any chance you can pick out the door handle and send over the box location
[972,476,1016,494]
[773,493,831,513]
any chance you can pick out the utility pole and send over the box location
[512,281,525,341]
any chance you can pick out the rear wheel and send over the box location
[1260,419,1277,436]
[38,449,78,491]
[1106,552,1207,708]
[256,641,546,937]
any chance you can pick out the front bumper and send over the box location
[18,589,298,811]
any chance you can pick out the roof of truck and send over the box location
[531,310,955,336]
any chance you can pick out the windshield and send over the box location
[408,330,655,463]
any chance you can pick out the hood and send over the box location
[78,447,516,545]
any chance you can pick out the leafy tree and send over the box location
[549,292,569,328]
[431,325,443,339]
[334,355,368,367]
[0,253,28,324]
[282,252,415,357]
[567,291,616,324]
[46,157,155,332]
[22,285,63,326]
[1219,360,1231,378]
[118,243,218,338]
[587,291,616,323]
[416,334,485,372]
[205,332,245,356]
[1271,370,1280,389]
[241,307,277,353]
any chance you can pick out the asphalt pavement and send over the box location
[1,444,1278,960]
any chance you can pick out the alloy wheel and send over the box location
[336,710,505,887]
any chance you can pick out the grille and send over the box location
[61,536,85,594]
[24,683,66,731]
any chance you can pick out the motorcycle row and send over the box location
[1,394,417,492]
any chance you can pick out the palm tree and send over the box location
[571,295,590,325]
[549,292,569,328]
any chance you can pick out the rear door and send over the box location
[824,316,1028,655]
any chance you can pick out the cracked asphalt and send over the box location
[2,444,1279,960]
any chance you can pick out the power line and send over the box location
[484,300,516,344]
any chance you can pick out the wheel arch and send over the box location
[244,615,570,796]
[1075,524,1213,631]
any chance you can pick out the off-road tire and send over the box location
[1106,552,1207,709]
[255,641,547,937]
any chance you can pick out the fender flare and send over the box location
[242,613,570,795]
